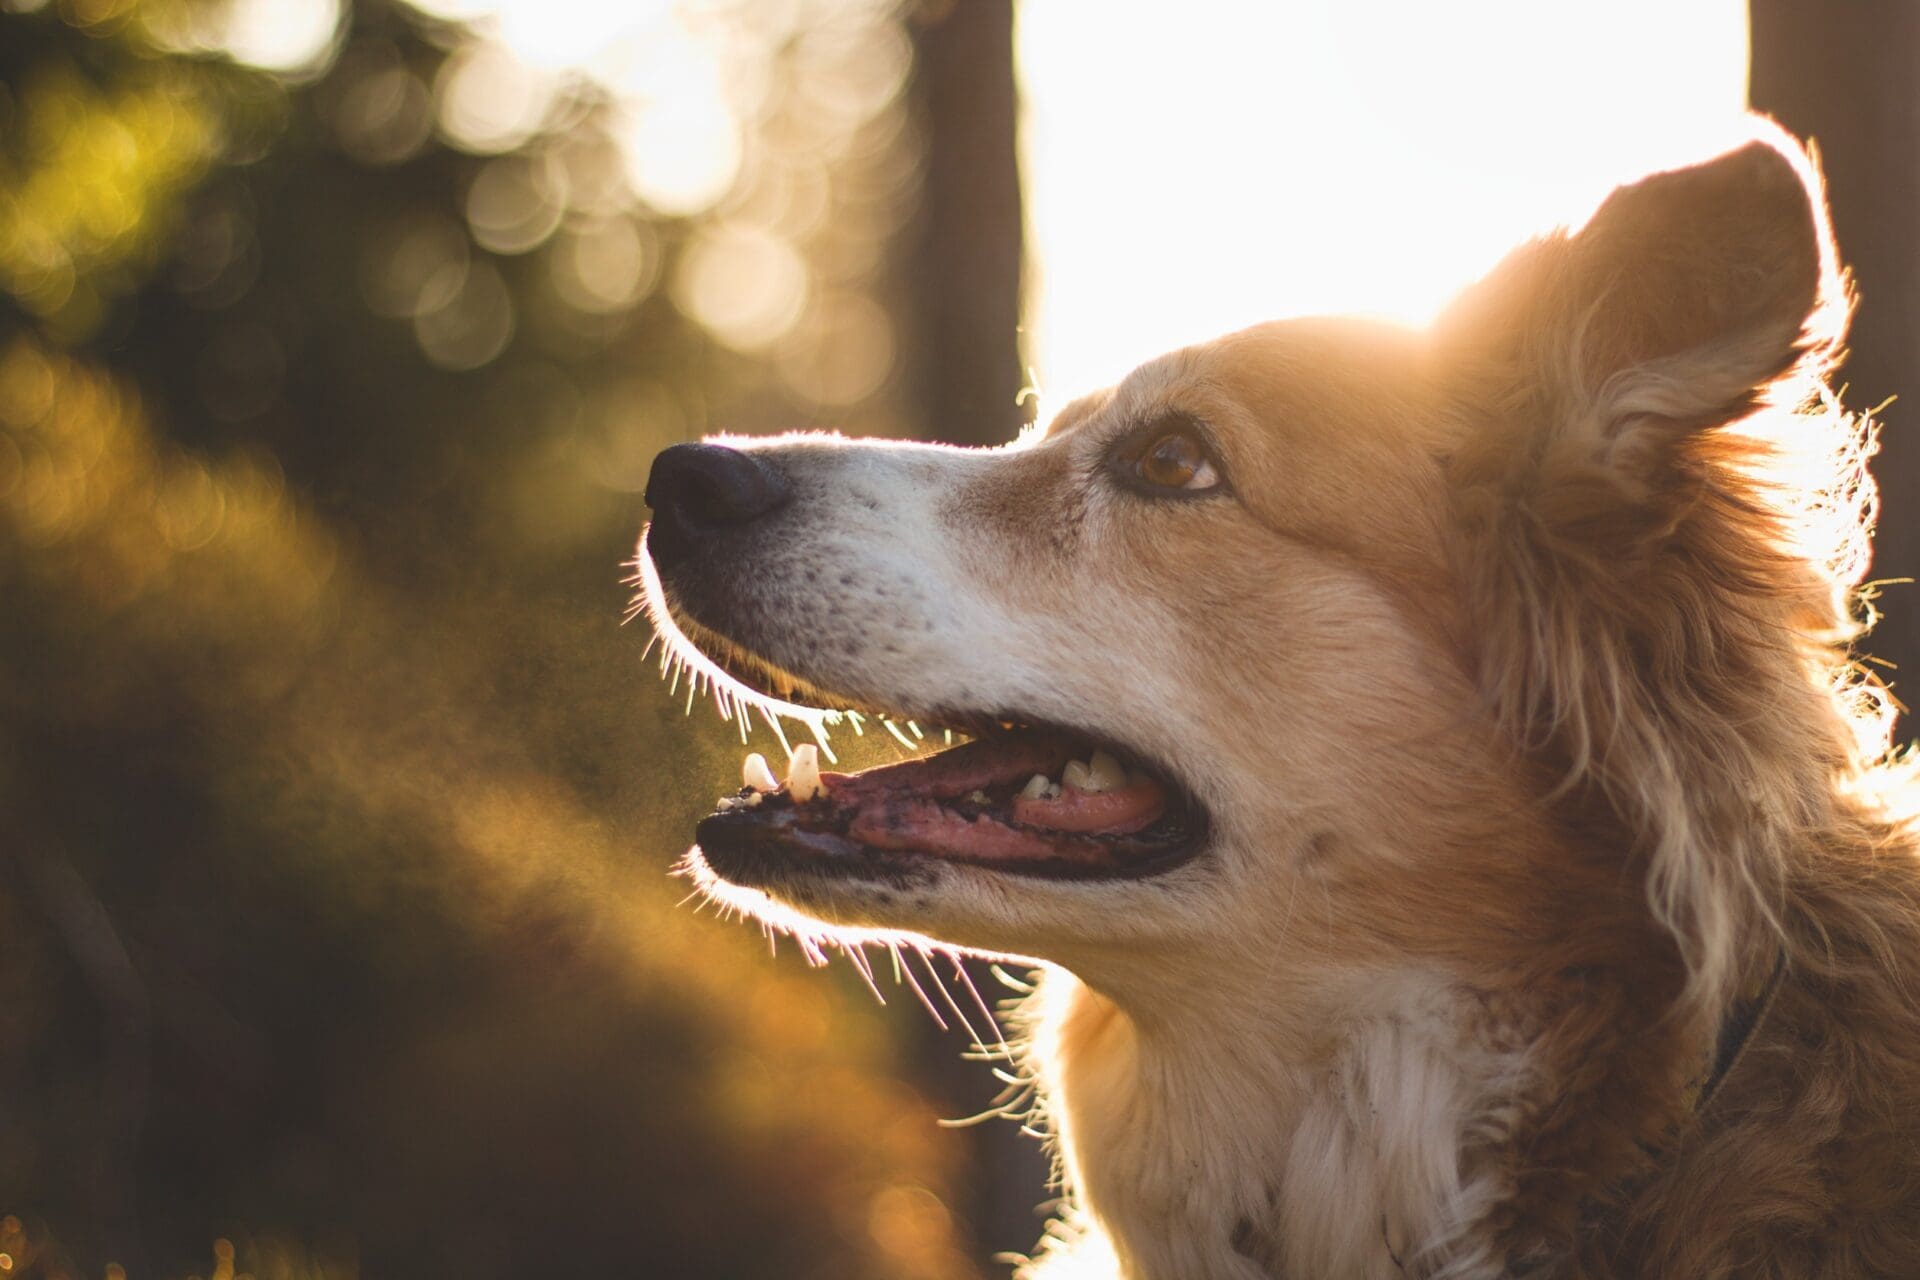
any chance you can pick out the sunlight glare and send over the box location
[220,0,342,74]
[407,0,743,216]
[1017,0,1752,402]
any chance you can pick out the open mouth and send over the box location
[695,723,1209,883]
[633,536,1209,886]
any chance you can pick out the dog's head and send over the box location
[641,125,1877,1008]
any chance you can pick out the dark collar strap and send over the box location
[1689,947,1789,1114]
[1570,949,1792,1272]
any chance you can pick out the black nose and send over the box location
[645,443,791,553]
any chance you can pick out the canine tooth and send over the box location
[1087,749,1128,792]
[1063,759,1094,792]
[1020,774,1051,801]
[787,744,824,803]
[742,752,779,793]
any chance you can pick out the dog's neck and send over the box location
[1021,963,1504,1280]
[1018,940,1789,1280]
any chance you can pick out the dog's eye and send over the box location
[1135,428,1221,492]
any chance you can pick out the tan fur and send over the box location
[647,121,1920,1278]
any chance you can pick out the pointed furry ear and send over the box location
[1440,128,1845,507]
[1439,126,1876,1016]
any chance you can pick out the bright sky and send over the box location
[1015,0,1752,403]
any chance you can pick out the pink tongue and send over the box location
[849,800,1109,864]
[806,730,1170,864]
[1012,781,1166,834]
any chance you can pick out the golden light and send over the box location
[433,42,555,155]
[409,0,744,215]
[216,0,343,74]
[1016,0,1753,403]
[671,225,810,353]
[550,219,660,315]
[464,155,566,255]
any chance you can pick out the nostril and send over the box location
[646,443,791,537]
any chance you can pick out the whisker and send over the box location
[895,946,949,1031]
[843,942,886,1005]
[991,964,1036,995]
[918,945,988,1051]
[954,957,1013,1061]
[763,707,794,759]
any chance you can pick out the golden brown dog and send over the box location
[638,120,1920,1278]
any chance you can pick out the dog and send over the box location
[636,121,1920,1278]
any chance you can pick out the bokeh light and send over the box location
[0,58,219,338]
[778,291,894,407]
[359,213,471,319]
[413,258,515,369]
[326,43,435,165]
[219,0,343,75]
[549,218,659,314]
[433,41,553,155]
[464,154,565,254]
[0,0,970,1273]
[672,223,810,352]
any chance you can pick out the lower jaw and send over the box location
[697,808,1208,886]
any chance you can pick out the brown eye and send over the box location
[1136,429,1221,492]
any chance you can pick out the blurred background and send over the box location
[0,1,1911,1277]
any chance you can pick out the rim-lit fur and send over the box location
[657,120,1920,1278]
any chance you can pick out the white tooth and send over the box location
[787,744,824,803]
[742,752,779,793]
[1087,749,1127,792]
[1020,774,1051,801]
[717,796,739,812]
[1063,759,1095,792]
[744,791,763,807]
[1047,783,1062,798]
[966,789,991,805]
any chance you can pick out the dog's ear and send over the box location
[1439,130,1844,514]
[1440,128,1875,1011]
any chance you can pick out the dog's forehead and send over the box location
[1041,318,1438,448]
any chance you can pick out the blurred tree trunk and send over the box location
[1750,3,1920,717]
[904,0,1051,1263]
[907,0,1031,447]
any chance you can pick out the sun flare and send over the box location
[1016,0,1753,405]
